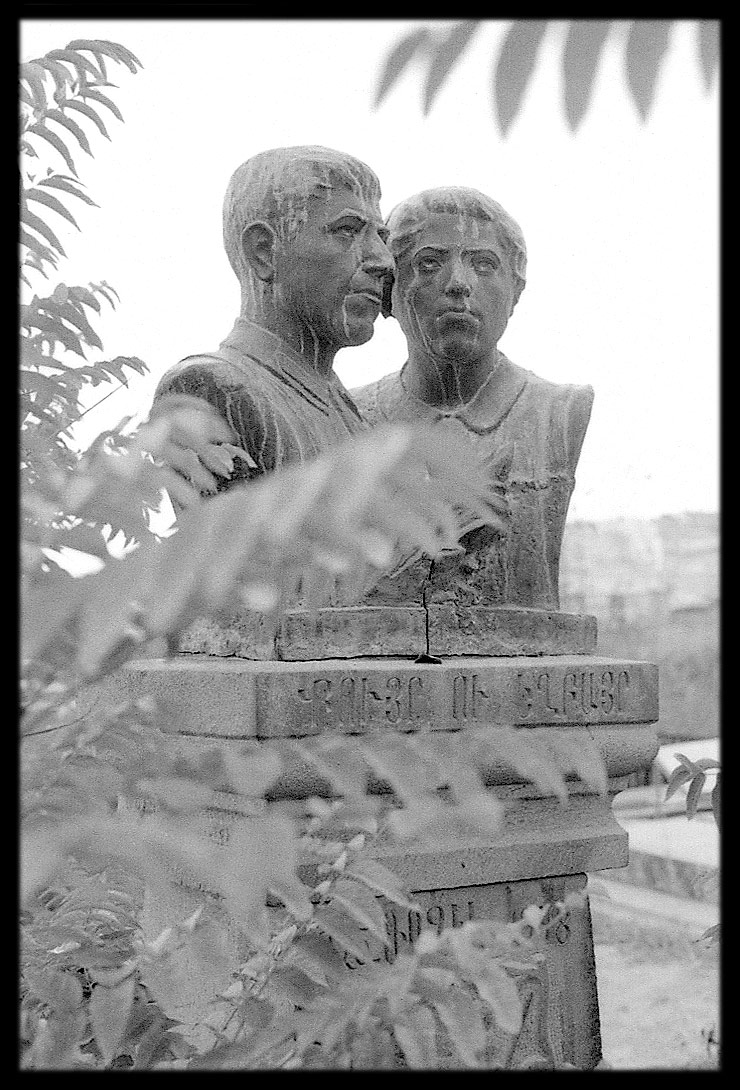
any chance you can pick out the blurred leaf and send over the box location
[711,775,720,830]
[358,734,439,802]
[664,764,692,800]
[21,61,49,109]
[46,108,94,156]
[470,961,522,1034]
[27,122,78,175]
[494,20,549,134]
[89,974,135,1065]
[375,25,433,106]
[36,57,77,95]
[63,98,112,140]
[45,47,102,81]
[21,205,67,258]
[78,86,125,122]
[685,770,706,820]
[291,930,349,983]
[221,743,282,797]
[268,875,314,924]
[67,283,102,310]
[430,986,485,1066]
[330,877,391,948]
[313,903,371,963]
[699,922,719,946]
[624,20,672,120]
[475,726,569,804]
[453,790,504,838]
[562,20,612,131]
[65,39,144,73]
[344,858,419,911]
[219,815,297,946]
[542,729,608,795]
[693,757,721,772]
[697,20,719,91]
[269,965,324,1008]
[394,1003,438,1067]
[38,175,99,206]
[423,20,481,114]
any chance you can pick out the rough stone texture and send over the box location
[125,175,662,1066]
[360,874,601,1069]
[427,604,597,657]
[153,147,393,489]
[179,606,428,660]
[106,654,658,740]
[350,187,594,616]
[178,605,597,660]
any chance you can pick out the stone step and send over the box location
[597,815,718,903]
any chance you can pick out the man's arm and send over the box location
[151,360,258,508]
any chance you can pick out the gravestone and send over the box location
[109,171,659,1066]
[111,632,658,1067]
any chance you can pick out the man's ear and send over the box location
[241,221,276,282]
[381,271,394,318]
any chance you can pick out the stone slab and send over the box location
[255,655,658,737]
[427,605,597,657]
[108,655,658,741]
[178,605,598,661]
[349,873,602,1069]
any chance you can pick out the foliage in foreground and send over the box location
[375,19,719,134]
[20,39,608,1070]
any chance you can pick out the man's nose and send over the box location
[361,233,394,279]
[445,257,472,296]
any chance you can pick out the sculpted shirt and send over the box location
[154,316,367,486]
[352,354,593,610]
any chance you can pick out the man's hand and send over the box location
[148,394,255,510]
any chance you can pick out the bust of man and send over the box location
[352,187,593,611]
[153,146,393,489]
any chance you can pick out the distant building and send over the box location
[560,511,718,624]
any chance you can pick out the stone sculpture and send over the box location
[153,145,393,488]
[109,160,659,1065]
[352,186,594,613]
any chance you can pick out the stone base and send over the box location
[107,653,658,740]
[178,605,598,661]
[368,873,602,1069]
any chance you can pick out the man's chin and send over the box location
[340,319,376,347]
[435,331,481,359]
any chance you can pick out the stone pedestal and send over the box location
[107,607,659,1068]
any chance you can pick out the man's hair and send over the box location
[386,186,527,310]
[223,146,382,285]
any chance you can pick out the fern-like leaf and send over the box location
[78,86,124,122]
[423,20,481,115]
[66,39,143,72]
[21,205,67,258]
[37,175,99,207]
[45,108,94,156]
[21,62,49,110]
[44,48,103,82]
[61,98,111,140]
[26,187,80,230]
[375,26,432,106]
[26,122,78,176]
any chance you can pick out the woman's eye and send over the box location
[474,257,499,273]
[334,224,359,237]
[418,258,441,272]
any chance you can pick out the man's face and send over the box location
[392,212,516,364]
[275,185,393,350]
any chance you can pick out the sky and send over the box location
[20,18,719,525]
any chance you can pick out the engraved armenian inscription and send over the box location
[255,660,658,736]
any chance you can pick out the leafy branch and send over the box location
[375,19,719,135]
